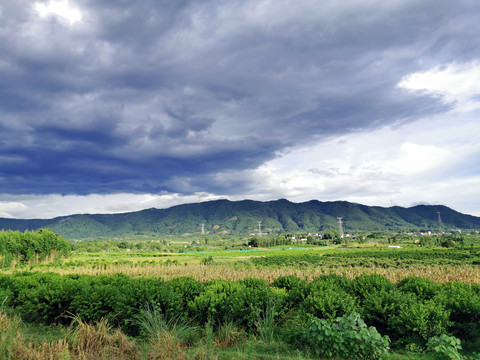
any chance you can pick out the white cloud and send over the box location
[398,62,480,111]
[0,202,28,218]
[233,111,480,216]
[0,192,224,219]
[383,143,449,175]
[34,0,83,25]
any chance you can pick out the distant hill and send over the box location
[1,199,479,240]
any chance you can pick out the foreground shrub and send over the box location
[226,279,284,329]
[350,274,395,301]
[390,299,451,344]
[188,280,243,325]
[300,285,358,320]
[435,282,480,341]
[1,272,480,351]
[427,334,463,360]
[271,275,308,310]
[304,313,390,359]
[362,289,451,346]
[397,276,441,300]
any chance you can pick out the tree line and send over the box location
[0,229,70,266]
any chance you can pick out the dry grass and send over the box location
[12,340,69,360]
[14,263,480,284]
[68,316,138,360]
[2,310,203,360]
[1,311,70,360]
[146,330,188,360]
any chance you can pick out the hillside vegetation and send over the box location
[1,199,479,239]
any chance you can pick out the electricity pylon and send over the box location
[337,217,344,238]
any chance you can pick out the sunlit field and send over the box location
[4,237,480,284]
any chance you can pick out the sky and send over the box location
[1,0,480,219]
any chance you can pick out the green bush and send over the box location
[168,277,204,310]
[361,289,410,340]
[188,280,244,325]
[304,313,390,359]
[271,275,304,291]
[271,275,308,310]
[300,285,358,320]
[350,274,395,301]
[0,271,479,351]
[227,280,284,329]
[362,289,450,346]
[397,276,441,300]
[435,282,480,341]
[311,273,351,291]
[390,299,451,344]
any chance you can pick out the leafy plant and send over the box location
[304,313,390,360]
[427,334,463,360]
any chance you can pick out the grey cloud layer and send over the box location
[0,0,477,194]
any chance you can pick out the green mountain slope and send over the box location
[0,199,479,240]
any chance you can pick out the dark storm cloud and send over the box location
[0,0,478,195]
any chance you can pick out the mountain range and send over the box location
[1,199,479,240]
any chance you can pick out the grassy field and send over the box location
[5,237,480,284]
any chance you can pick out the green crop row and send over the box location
[252,247,480,268]
[324,247,480,261]
[1,272,480,350]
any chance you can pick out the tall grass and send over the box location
[0,310,19,359]
[132,304,199,343]
[254,299,277,344]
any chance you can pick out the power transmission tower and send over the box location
[437,212,442,234]
[201,224,205,235]
[257,221,262,236]
[337,217,344,238]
